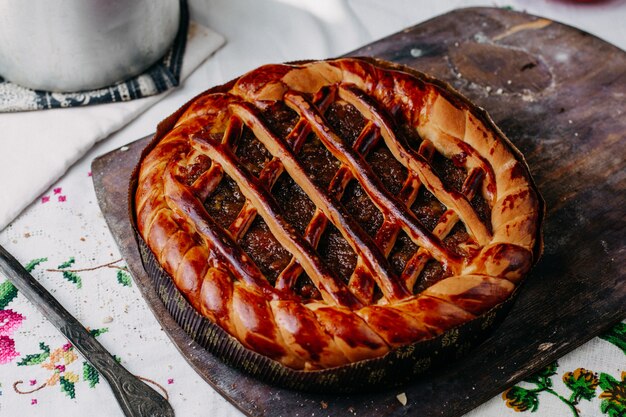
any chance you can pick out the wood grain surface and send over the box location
[92,7,626,417]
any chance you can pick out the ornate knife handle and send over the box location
[0,244,174,417]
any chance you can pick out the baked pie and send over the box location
[134,57,542,384]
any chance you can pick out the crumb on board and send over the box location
[396,392,408,406]
[410,48,422,57]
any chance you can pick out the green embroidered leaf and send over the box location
[0,280,18,309]
[116,270,132,287]
[82,361,99,388]
[0,258,47,307]
[88,327,109,337]
[599,373,619,391]
[59,376,76,399]
[598,372,626,417]
[113,354,122,364]
[501,5,515,11]
[600,399,626,417]
[536,361,559,378]
[602,402,626,417]
[17,342,50,366]
[563,368,599,402]
[524,361,559,387]
[600,399,622,417]
[62,271,82,288]
[523,373,544,386]
[57,257,75,269]
[600,323,626,355]
[25,258,47,272]
[601,400,609,414]
[502,386,539,412]
[598,371,626,417]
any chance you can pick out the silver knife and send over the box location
[0,243,174,417]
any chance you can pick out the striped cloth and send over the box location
[0,0,189,113]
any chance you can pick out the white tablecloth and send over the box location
[0,1,624,416]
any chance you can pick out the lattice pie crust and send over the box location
[135,58,542,371]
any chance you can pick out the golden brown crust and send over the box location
[134,57,542,370]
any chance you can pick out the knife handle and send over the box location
[0,244,174,417]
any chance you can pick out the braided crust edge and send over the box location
[135,57,542,370]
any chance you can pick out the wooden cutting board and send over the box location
[92,7,626,417]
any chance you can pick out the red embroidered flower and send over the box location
[41,196,50,204]
[0,309,23,365]
[58,196,67,202]
[0,309,24,336]
[0,335,19,364]
[53,187,62,195]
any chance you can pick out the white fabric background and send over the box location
[0,1,624,416]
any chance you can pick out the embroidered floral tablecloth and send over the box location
[0,165,237,416]
[0,171,624,416]
[1,1,625,416]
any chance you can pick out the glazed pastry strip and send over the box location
[191,137,364,309]
[435,132,497,205]
[230,102,411,302]
[190,116,243,201]
[228,88,335,241]
[337,85,492,246]
[284,92,463,272]
[275,121,381,294]
[163,158,283,300]
[402,167,484,290]
[348,141,435,303]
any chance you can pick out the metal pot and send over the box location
[0,0,180,92]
